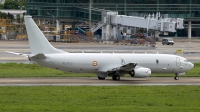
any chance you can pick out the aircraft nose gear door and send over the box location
[176,57,181,67]
[174,57,181,80]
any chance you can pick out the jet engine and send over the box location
[129,67,151,78]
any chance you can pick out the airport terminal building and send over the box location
[27,0,200,37]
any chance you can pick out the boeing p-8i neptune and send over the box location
[7,16,194,80]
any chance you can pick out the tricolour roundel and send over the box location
[92,61,98,66]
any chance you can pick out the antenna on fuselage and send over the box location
[79,49,84,53]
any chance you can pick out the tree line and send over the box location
[0,11,14,20]
[0,0,26,9]
[0,0,26,21]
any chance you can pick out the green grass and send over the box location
[0,63,95,77]
[0,86,200,112]
[0,63,199,77]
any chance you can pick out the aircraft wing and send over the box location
[6,51,29,57]
[100,63,137,72]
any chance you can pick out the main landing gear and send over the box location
[174,74,179,80]
[97,73,121,81]
[129,70,134,77]
[98,76,105,80]
[112,75,120,81]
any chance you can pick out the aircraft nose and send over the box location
[189,62,194,69]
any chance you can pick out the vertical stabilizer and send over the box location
[24,15,66,54]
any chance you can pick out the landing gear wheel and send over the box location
[129,71,134,77]
[115,75,120,80]
[98,76,105,80]
[112,75,116,80]
[112,75,120,81]
[174,76,179,80]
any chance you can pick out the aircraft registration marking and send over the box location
[62,62,73,65]
[92,61,98,66]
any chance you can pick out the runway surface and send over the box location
[0,77,199,86]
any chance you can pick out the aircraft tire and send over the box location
[174,76,179,80]
[112,75,116,80]
[115,75,120,80]
[129,70,134,77]
[98,76,105,80]
[112,75,120,80]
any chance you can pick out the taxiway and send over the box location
[0,77,199,86]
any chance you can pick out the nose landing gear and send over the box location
[174,74,179,80]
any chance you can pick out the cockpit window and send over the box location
[184,60,188,62]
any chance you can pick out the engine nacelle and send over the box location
[132,67,151,78]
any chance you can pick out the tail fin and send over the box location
[24,15,66,54]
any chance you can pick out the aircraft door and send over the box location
[176,57,181,67]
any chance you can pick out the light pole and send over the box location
[47,13,54,28]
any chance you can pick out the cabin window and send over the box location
[156,59,159,64]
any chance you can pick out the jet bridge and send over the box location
[91,11,184,42]
[110,13,184,33]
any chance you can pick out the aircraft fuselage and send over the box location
[33,53,193,74]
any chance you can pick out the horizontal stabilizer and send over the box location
[6,51,29,57]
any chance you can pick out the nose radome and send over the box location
[190,62,194,69]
